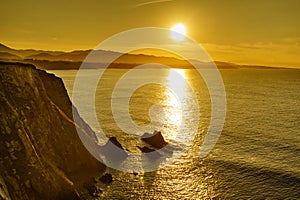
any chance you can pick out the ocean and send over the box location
[49,68,300,199]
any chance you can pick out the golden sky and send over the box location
[1,0,299,67]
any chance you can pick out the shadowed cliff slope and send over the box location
[0,62,105,199]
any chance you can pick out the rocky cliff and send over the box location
[0,62,105,199]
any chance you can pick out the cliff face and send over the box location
[0,62,105,199]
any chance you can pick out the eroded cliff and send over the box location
[0,62,105,199]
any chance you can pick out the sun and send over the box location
[170,23,187,41]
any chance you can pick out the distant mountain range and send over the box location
[0,43,185,63]
[0,44,121,62]
[0,43,193,69]
[0,43,284,70]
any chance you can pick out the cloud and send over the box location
[133,0,174,8]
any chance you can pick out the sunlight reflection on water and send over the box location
[49,68,300,199]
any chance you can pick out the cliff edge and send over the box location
[0,62,105,199]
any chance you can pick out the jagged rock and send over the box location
[0,62,106,200]
[100,137,128,161]
[137,146,162,159]
[141,130,168,149]
[137,146,156,153]
[99,173,112,184]
[88,186,102,197]
[133,172,138,176]
[108,137,125,150]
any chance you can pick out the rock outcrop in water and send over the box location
[0,62,105,199]
[137,146,156,153]
[99,137,128,162]
[141,131,168,149]
[99,173,113,184]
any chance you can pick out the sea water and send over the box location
[49,68,300,199]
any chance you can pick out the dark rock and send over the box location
[100,137,128,161]
[0,62,106,200]
[109,137,125,150]
[141,130,168,149]
[88,186,102,197]
[137,146,162,159]
[133,172,138,176]
[99,173,113,184]
[137,146,156,153]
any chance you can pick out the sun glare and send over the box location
[170,23,187,41]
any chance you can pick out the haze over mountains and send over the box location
[0,43,190,68]
[0,43,285,70]
[0,43,123,62]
